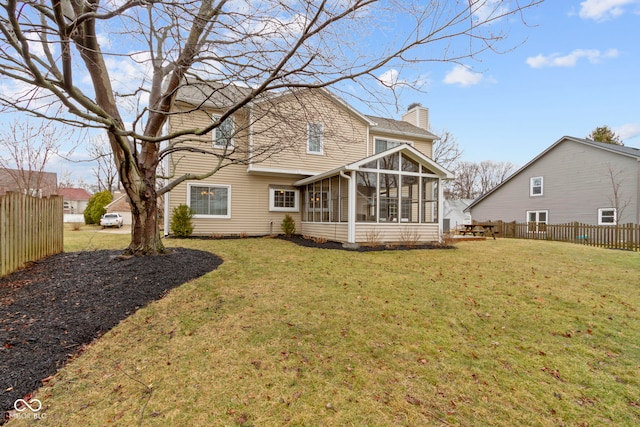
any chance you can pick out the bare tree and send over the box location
[449,161,480,199]
[0,0,543,254]
[604,164,631,224]
[88,136,118,193]
[477,160,516,195]
[432,129,463,170]
[0,119,68,196]
[446,159,515,199]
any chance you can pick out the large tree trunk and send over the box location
[122,171,165,255]
[127,188,165,255]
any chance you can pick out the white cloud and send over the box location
[526,48,619,68]
[443,65,484,87]
[579,0,639,21]
[615,123,640,141]
[472,0,510,22]
[378,69,406,88]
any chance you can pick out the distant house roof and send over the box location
[0,168,58,197]
[365,115,438,140]
[105,191,131,212]
[466,136,640,211]
[58,187,92,201]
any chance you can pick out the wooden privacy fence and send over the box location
[0,192,64,277]
[486,220,640,251]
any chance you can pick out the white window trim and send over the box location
[530,176,543,197]
[212,115,234,149]
[526,209,548,233]
[187,183,232,219]
[269,188,300,212]
[373,137,412,154]
[598,207,617,225]
[307,122,324,155]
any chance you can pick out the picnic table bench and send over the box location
[459,224,496,239]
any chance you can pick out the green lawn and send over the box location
[9,229,640,426]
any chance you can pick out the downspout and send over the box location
[366,125,370,157]
[340,170,356,244]
[438,176,445,242]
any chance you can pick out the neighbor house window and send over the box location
[530,176,543,196]
[213,116,234,148]
[598,208,617,225]
[307,123,323,154]
[188,184,231,218]
[374,138,408,154]
[526,210,548,233]
[269,187,299,212]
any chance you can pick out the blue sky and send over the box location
[378,0,640,168]
[3,0,639,184]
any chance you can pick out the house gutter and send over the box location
[340,170,356,244]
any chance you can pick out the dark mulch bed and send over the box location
[0,248,222,422]
[277,234,455,251]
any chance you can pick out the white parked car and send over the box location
[100,213,124,228]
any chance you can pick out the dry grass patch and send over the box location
[8,236,640,426]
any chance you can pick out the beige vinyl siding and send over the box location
[169,103,251,156]
[299,223,349,242]
[251,90,369,172]
[355,224,440,243]
[168,105,303,236]
[168,164,304,236]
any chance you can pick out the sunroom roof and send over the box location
[294,144,454,186]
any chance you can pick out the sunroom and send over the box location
[294,144,454,245]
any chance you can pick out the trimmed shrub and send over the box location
[170,204,195,237]
[84,190,113,224]
[281,214,296,237]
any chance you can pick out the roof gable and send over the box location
[466,136,640,210]
[295,144,453,186]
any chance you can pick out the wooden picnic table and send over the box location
[459,224,496,239]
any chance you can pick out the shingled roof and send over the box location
[365,115,438,140]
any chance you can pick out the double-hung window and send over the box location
[307,123,324,154]
[188,184,231,218]
[213,116,234,148]
[269,187,299,212]
[598,208,617,225]
[530,176,543,196]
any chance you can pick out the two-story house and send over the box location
[466,136,640,228]
[164,85,453,245]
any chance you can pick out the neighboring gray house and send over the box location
[466,136,640,228]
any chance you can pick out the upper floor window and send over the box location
[374,138,409,154]
[598,208,617,225]
[530,176,543,196]
[307,122,324,154]
[213,116,234,148]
